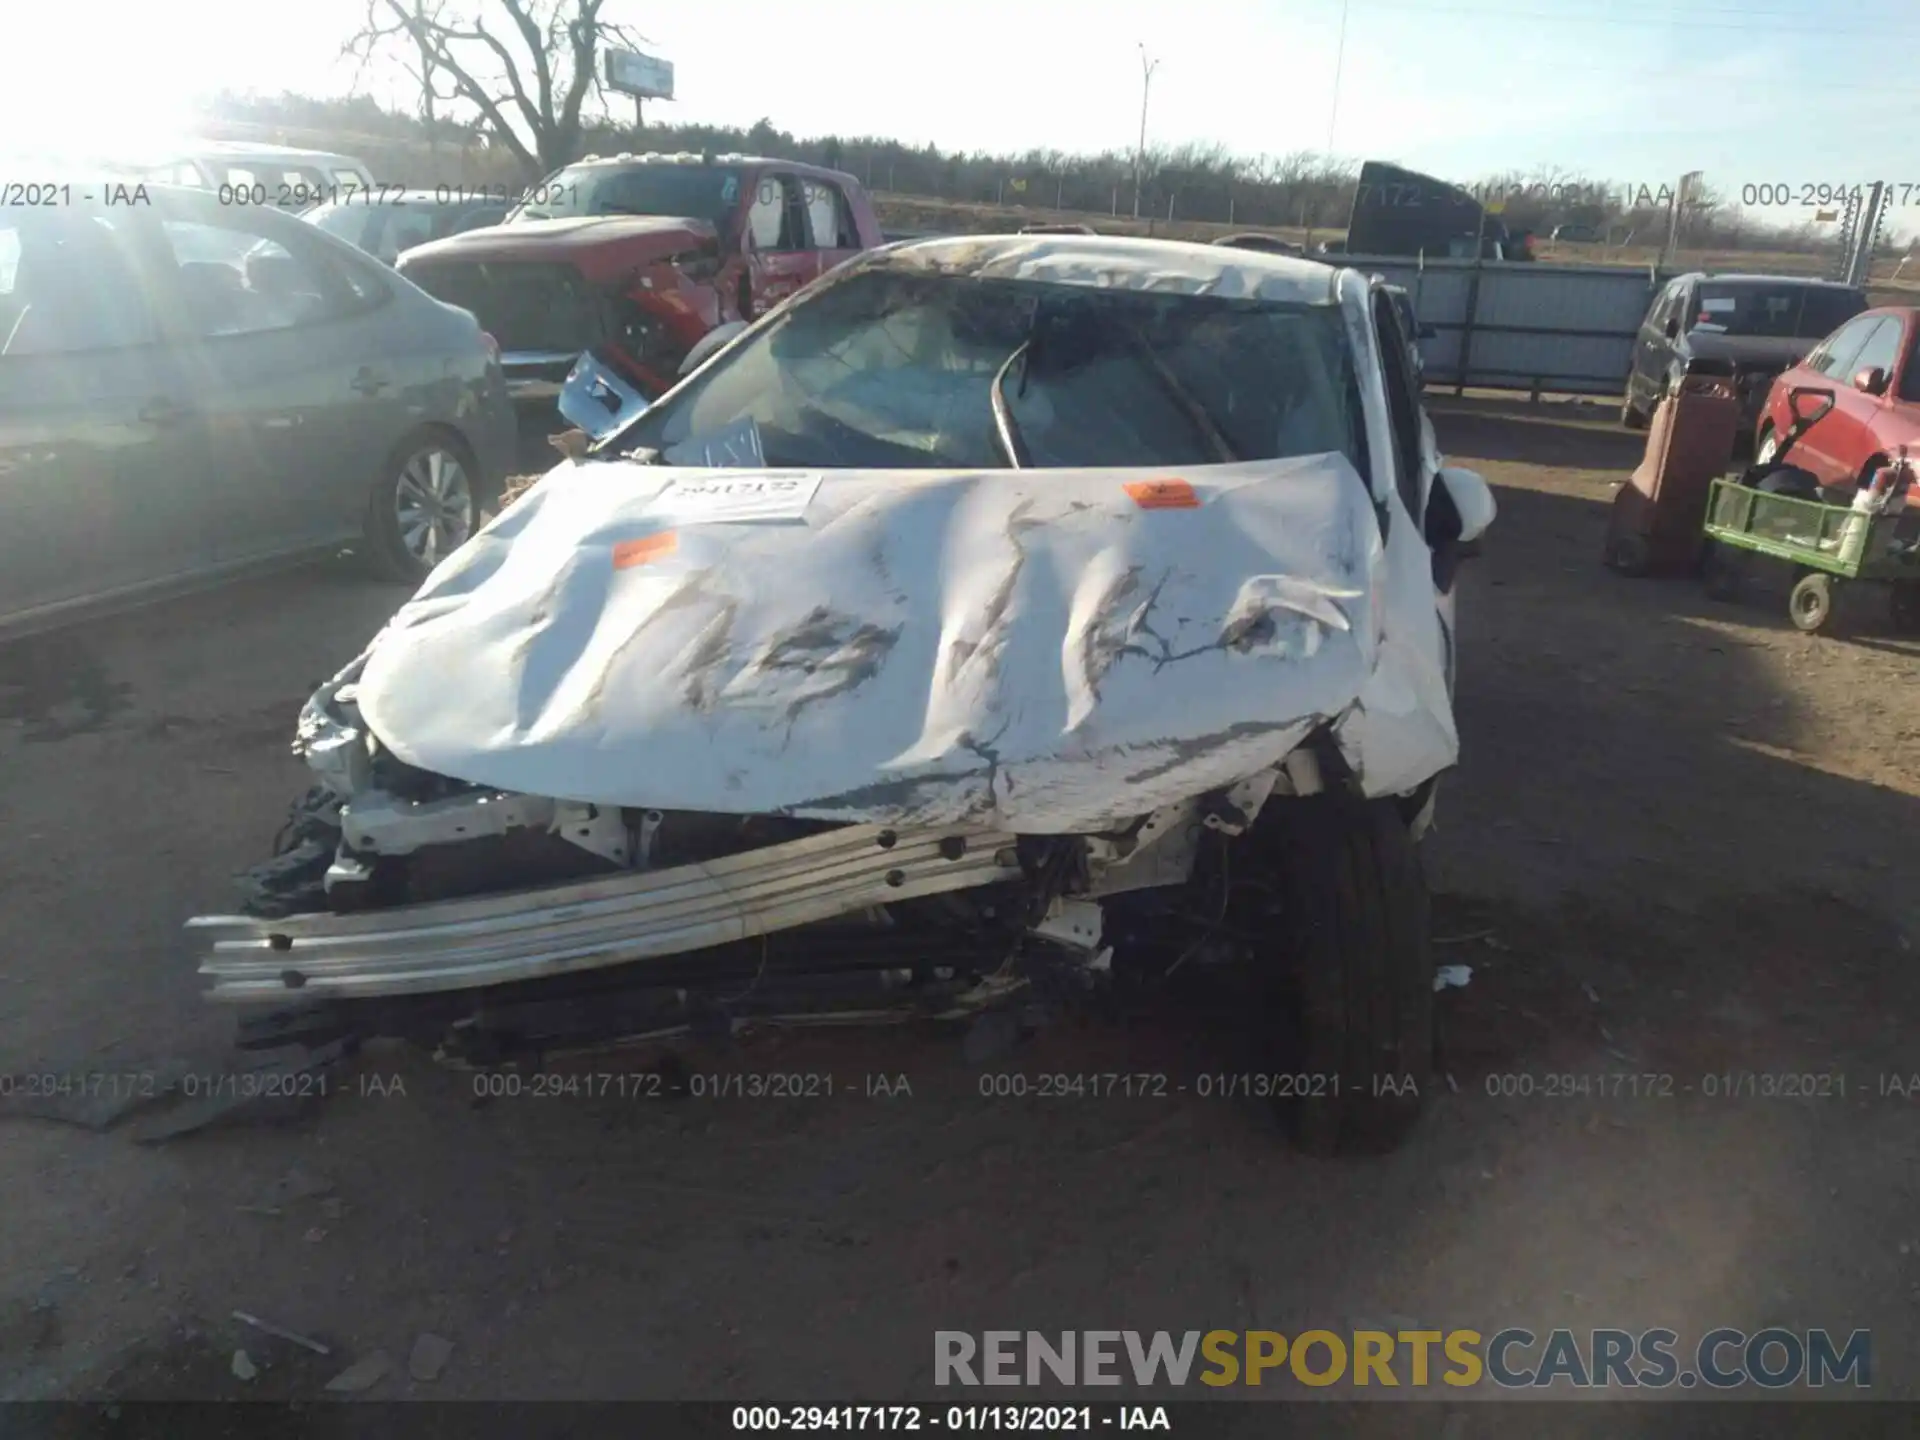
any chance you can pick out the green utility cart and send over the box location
[1701,479,1920,634]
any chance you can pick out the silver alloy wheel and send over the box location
[1755,430,1779,466]
[393,446,473,566]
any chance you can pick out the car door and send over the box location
[150,190,399,565]
[742,171,818,318]
[1631,281,1679,404]
[0,203,216,626]
[1888,316,1920,461]
[1792,314,1885,481]
[1822,315,1903,482]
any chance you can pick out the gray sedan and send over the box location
[0,182,516,639]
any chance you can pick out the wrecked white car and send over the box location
[189,235,1494,1153]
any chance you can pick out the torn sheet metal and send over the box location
[558,350,649,439]
[351,452,1433,831]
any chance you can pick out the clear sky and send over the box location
[11,0,1920,232]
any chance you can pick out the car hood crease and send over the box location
[354,455,1385,831]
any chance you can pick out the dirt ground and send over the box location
[2,402,1919,1420]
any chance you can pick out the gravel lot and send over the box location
[2,401,1918,1420]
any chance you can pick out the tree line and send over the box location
[202,88,1851,254]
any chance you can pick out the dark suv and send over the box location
[1621,273,1868,435]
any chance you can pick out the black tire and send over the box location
[1619,395,1647,431]
[1701,540,1745,601]
[1890,582,1920,634]
[1604,531,1651,576]
[1788,570,1835,634]
[363,430,482,584]
[1257,794,1432,1156]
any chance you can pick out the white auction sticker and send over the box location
[647,471,822,524]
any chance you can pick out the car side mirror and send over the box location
[1854,366,1889,397]
[1429,465,1496,549]
[1663,317,1681,340]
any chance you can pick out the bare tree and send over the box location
[344,0,647,179]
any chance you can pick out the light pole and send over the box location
[1133,44,1159,220]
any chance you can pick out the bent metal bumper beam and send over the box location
[189,822,1021,1004]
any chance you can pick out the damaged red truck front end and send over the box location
[395,154,884,408]
[398,215,726,404]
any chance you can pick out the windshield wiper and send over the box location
[990,342,1033,469]
[1123,324,1239,463]
[516,209,549,220]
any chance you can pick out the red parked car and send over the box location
[1756,306,1920,496]
[397,152,884,404]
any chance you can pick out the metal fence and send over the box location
[1349,254,1670,398]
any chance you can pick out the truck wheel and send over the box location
[1788,571,1835,634]
[1257,794,1432,1156]
[1620,396,1648,431]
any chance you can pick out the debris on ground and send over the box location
[408,1332,454,1382]
[230,1349,257,1381]
[231,1309,330,1355]
[1434,964,1474,992]
[323,1351,392,1394]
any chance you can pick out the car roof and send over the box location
[1684,272,1864,289]
[180,139,367,165]
[564,151,860,185]
[860,233,1341,306]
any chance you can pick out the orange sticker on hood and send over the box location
[612,530,680,569]
[1124,479,1200,510]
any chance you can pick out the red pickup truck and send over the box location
[397,153,885,403]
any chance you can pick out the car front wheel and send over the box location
[365,433,479,583]
[1256,793,1433,1155]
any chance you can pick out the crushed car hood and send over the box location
[353,456,1392,831]
[399,215,718,285]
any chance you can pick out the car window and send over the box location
[142,161,205,188]
[747,174,807,252]
[159,218,359,338]
[621,269,1368,473]
[510,162,742,227]
[1899,322,1920,404]
[305,201,372,248]
[804,180,859,250]
[1695,284,1868,339]
[1811,315,1882,380]
[1849,317,1900,381]
[0,211,160,357]
[377,207,439,261]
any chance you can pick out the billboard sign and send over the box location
[604,48,674,101]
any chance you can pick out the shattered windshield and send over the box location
[617,270,1368,471]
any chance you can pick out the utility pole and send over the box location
[1133,44,1159,221]
[1325,0,1350,157]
